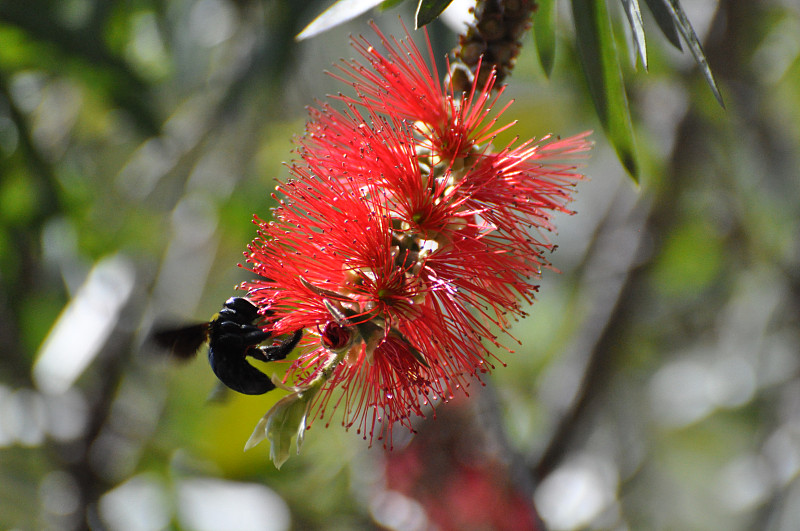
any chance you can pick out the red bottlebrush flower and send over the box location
[240,23,591,466]
[333,23,514,164]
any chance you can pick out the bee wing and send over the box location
[151,322,210,360]
[205,381,233,403]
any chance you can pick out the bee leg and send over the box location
[247,347,269,363]
[240,325,272,346]
[257,329,303,362]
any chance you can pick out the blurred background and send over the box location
[1,0,799,529]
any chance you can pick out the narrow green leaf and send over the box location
[533,0,557,77]
[296,0,385,41]
[643,0,682,50]
[244,414,270,451]
[620,0,648,69]
[265,391,313,469]
[571,0,639,180]
[663,0,725,107]
[415,0,454,28]
[379,0,405,9]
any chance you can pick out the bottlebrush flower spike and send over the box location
[240,22,592,465]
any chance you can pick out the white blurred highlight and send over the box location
[177,478,290,531]
[33,255,136,395]
[535,454,619,531]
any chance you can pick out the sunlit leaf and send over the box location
[621,0,648,69]
[244,414,270,451]
[415,0,454,28]
[643,0,682,50]
[296,0,385,41]
[245,386,319,469]
[662,0,725,107]
[571,0,639,180]
[533,0,557,77]
[266,395,305,469]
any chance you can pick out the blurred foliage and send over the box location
[300,0,724,181]
[1,0,800,530]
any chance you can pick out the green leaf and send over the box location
[643,0,682,50]
[415,0,454,29]
[621,0,648,69]
[379,0,405,9]
[245,387,318,469]
[662,0,725,107]
[244,414,270,451]
[532,0,557,77]
[296,0,385,41]
[571,0,639,180]
[266,394,307,469]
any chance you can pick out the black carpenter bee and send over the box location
[153,297,302,395]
